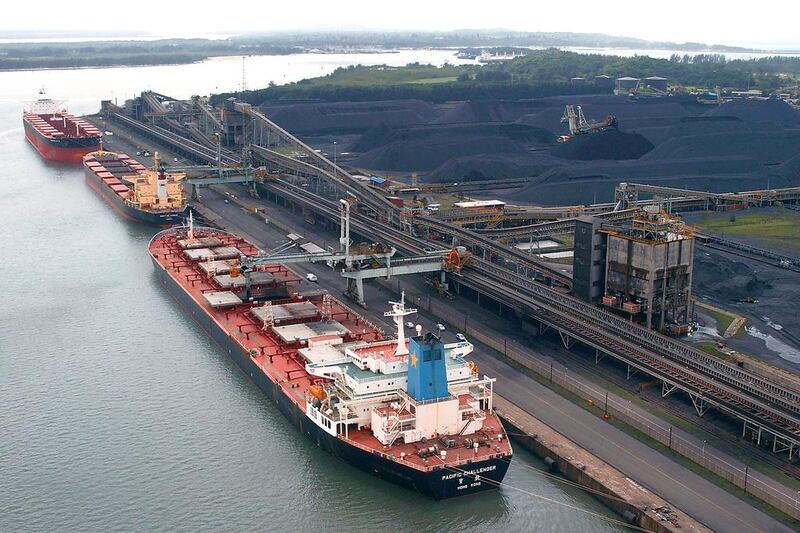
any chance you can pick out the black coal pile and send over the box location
[503,157,776,206]
[351,123,553,152]
[353,135,527,171]
[516,96,694,135]
[693,252,772,302]
[260,100,440,134]
[551,130,654,160]
[256,94,800,205]
[433,100,550,124]
[351,123,554,172]
[777,153,800,179]
[427,153,559,182]
[705,98,800,125]
[641,129,800,164]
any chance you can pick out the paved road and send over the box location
[197,187,793,532]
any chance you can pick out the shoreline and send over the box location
[0,49,405,74]
[4,42,798,74]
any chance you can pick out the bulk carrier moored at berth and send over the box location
[83,151,187,226]
[23,91,102,163]
[149,223,512,498]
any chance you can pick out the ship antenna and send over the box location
[383,290,417,356]
[187,209,195,239]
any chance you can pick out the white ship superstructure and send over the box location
[302,293,497,450]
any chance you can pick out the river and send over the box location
[0,51,622,531]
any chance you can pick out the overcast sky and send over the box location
[3,0,797,48]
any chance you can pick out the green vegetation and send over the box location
[0,39,299,71]
[496,49,800,89]
[696,211,800,253]
[227,75,597,105]
[705,308,737,336]
[699,341,732,360]
[292,63,468,86]
[220,49,800,105]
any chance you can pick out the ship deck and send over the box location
[24,112,101,139]
[345,410,510,471]
[149,228,384,407]
[85,152,147,180]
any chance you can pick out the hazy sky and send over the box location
[3,0,797,48]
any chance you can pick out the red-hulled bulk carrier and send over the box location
[149,223,512,498]
[23,91,102,163]
[83,151,187,226]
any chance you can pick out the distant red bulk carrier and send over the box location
[23,90,102,163]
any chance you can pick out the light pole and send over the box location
[702,440,706,460]
[333,141,337,179]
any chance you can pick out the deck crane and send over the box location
[559,105,618,142]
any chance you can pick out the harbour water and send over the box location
[0,51,622,531]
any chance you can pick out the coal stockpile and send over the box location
[706,98,800,125]
[433,100,550,124]
[353,135,527,171]
[351,123,554,171]
[428,153,559,182]
[516,96,696,134]
[352,123,554,152]
[501,157,781,206]
[642,129,800,164]
[259,93,800,206]
[260,100,441,134]
[551,130,654,160]
[694,252,773,302]
[777,153,800,179]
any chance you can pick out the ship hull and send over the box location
[150,253,509,499]
[84,165,185,227]
[24,120,101,163]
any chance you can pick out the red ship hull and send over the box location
[23,115,102,164]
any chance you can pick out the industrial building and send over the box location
[594,75,614,91]
[615,76,640,94]
[573,207,694,333]
[572,216,606,303]
[602,206,694,332]
[570,77,586,88]
[644,76,669,92]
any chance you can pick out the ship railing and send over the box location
[384,394,413,446]
[398,389,456,406]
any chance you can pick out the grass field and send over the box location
[698,342,731,360]
[299,64,468,86]
[705,307,736,335]
[695,211,800,253]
